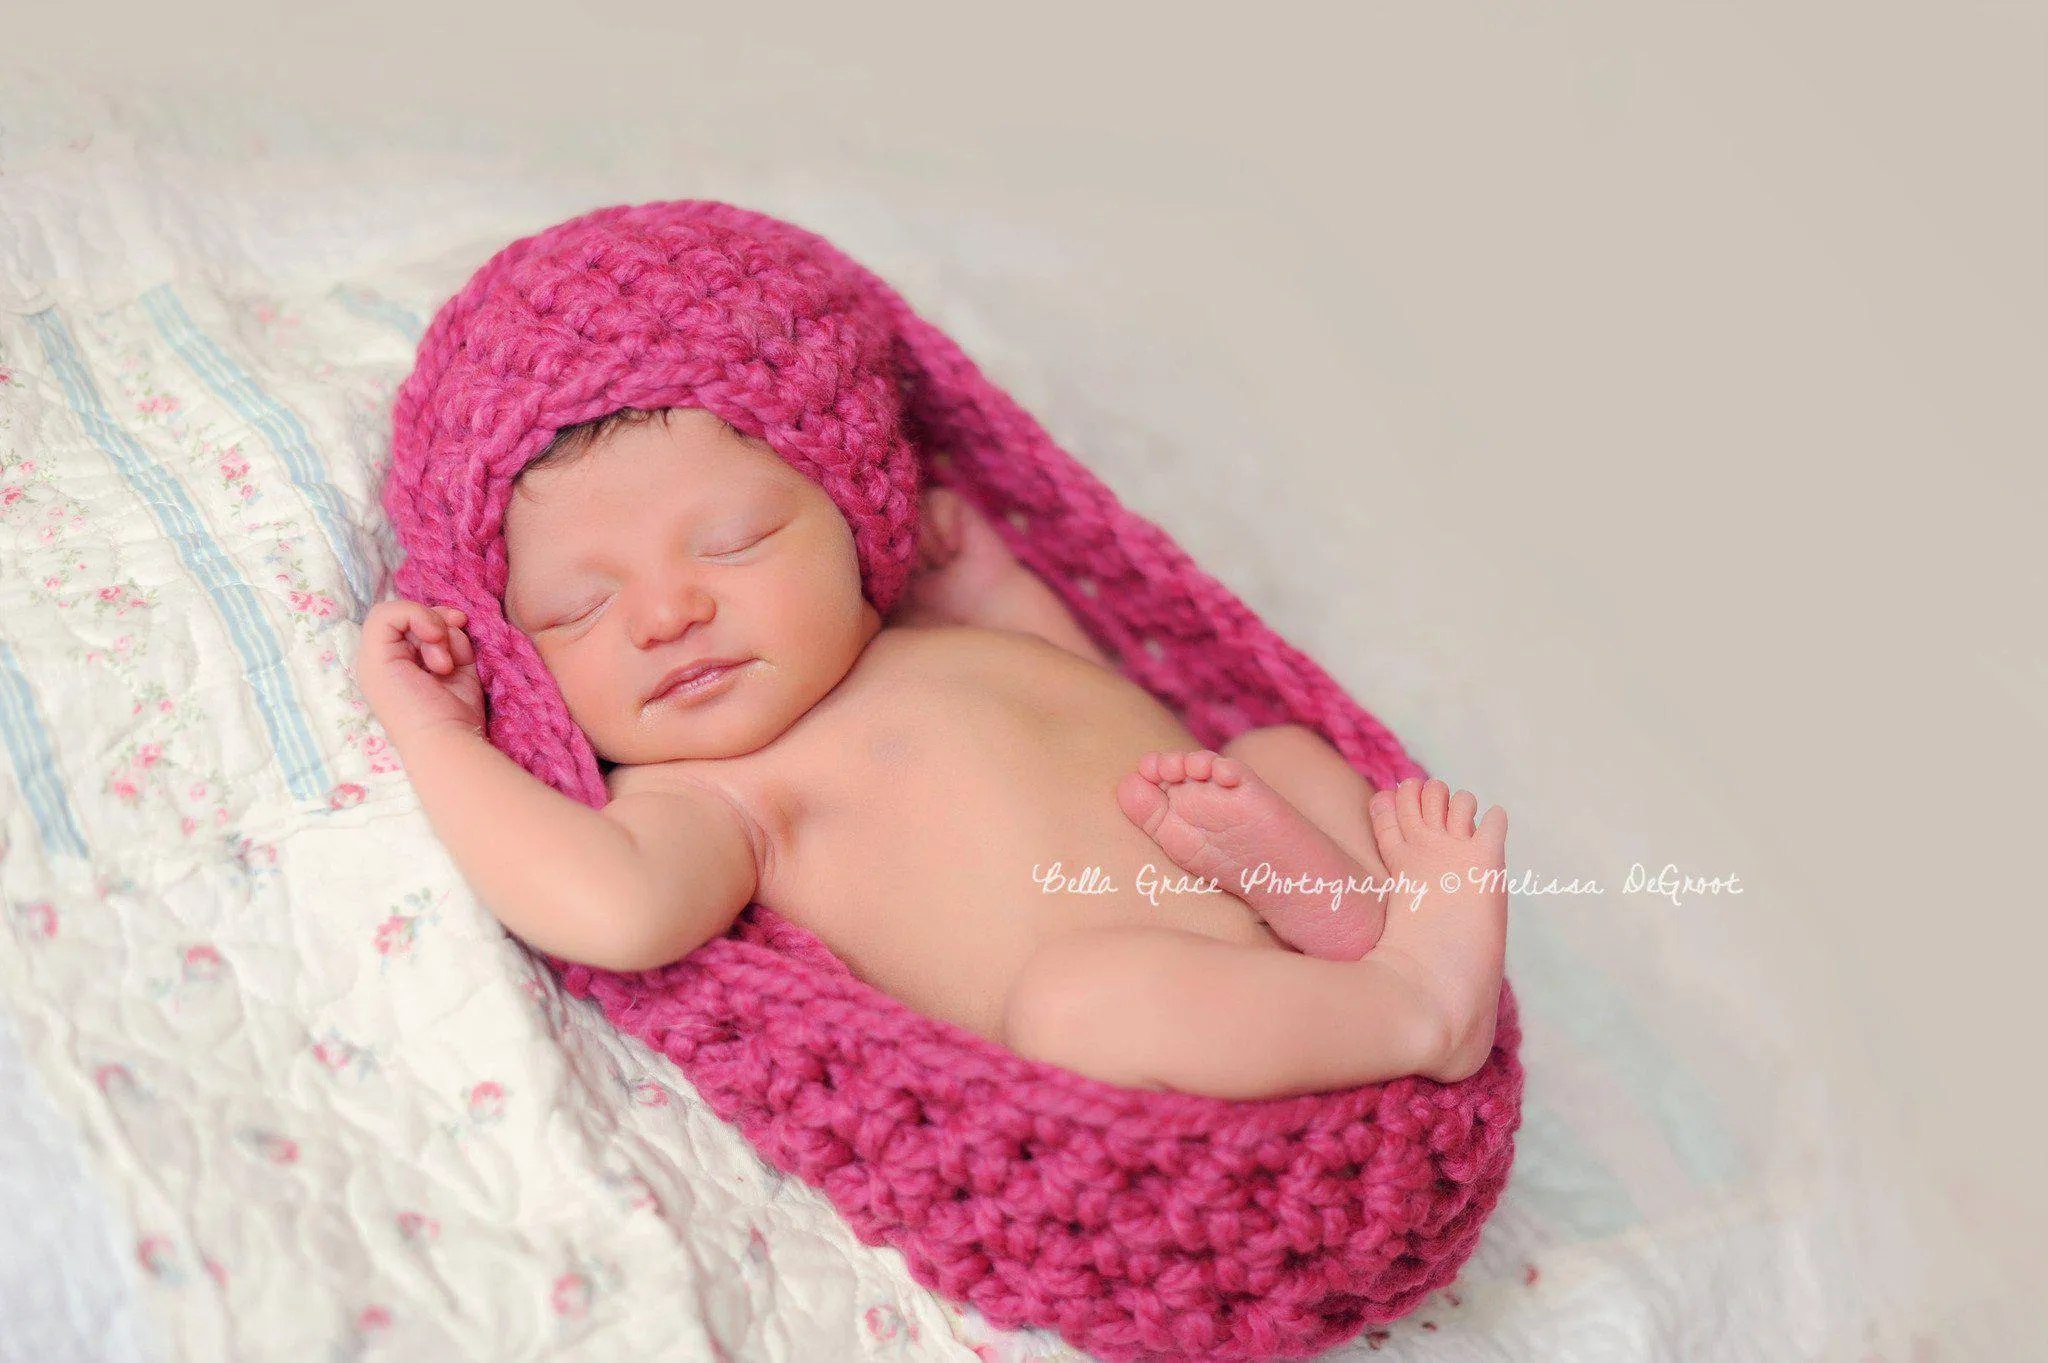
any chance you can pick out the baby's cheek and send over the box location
[539,658,597,720]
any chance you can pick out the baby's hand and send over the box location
[895,485,1027,629]
[354,598,487,748]
[914,484,970,574]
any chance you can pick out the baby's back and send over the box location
[633,625,1281,1041]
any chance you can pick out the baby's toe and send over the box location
[1370,788,1404,851]
[1395,777,1425,840]
[1449,789,1477,838]
[1117,771,1171,838]
[1422,779,1450,829]
[1478,804,1510,852]
[1156,751,1188,783]
[1184,750,1216,781]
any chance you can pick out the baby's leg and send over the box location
[1366,777,1512,1083]
[1001,923,1454,1100]
[1119,728,1396,959]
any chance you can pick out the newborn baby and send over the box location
[358,405,1510,1101]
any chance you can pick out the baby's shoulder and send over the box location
[870,620,1068,669]
[605,754,788,850]
[603,757,783,874]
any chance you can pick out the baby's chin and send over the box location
[587,702,796,767]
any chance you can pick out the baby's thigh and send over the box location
[1001,924,1376,1099]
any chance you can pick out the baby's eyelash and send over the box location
[544,595,609,629]
[707,525,779,556]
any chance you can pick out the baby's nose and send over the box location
[629,584,716,646]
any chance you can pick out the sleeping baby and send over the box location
[356,404,1511,1102]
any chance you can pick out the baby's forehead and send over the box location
[510,469,790,531]
[504,455,801,559]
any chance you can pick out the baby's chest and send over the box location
[786,701,1104,916]
[766,685,1132,898]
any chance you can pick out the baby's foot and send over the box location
[1365,778,1510,1083]
[1116,750,1391,960]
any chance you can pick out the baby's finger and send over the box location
[366,600,440,658]
[936,493,965,550]
[365,599,419,641]
[407,610,449,651]
[918,513,952,564]
[448,629,475,666]
[392,598,445,638]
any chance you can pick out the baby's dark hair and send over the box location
[514,406,672,488]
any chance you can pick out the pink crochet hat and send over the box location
[384,200,921,798]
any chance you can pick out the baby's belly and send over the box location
[766,632,1287,1044]
[798,801,1286,1045]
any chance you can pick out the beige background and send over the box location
[10,0,2045,1352]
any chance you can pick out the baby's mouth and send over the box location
[648,658,755,706]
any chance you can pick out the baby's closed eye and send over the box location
[703,523,779,557]
[540,598,606,631]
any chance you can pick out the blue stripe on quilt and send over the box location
[28,307,333,805]
[328,283,425,342]
[138,285,374,619]
[0,639,90,861]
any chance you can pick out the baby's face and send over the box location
[503,408,881,765]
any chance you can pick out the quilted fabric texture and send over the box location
[381,198,1524,1362]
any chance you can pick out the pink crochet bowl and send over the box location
[383,200,1523,1362]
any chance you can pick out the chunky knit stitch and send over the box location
[383,199,1522,1362]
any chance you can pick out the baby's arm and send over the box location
[398,724,754,973]
[356,598,752,972]
[894,485,1113,667]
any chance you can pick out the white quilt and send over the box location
[0,82,1957,1362]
